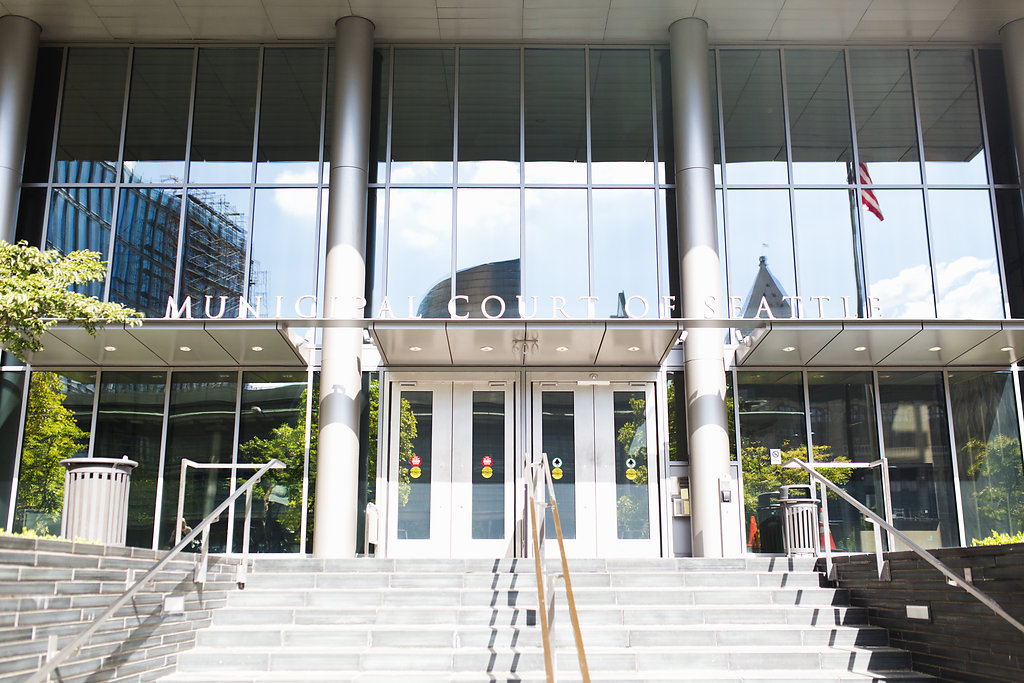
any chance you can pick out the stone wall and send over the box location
[0,535,240,683]
[829,544,1024,681]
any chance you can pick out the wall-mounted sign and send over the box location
[770,449,782,465]
[163,293,882,321]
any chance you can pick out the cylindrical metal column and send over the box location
[313,15,375,558]
[0,15,41,244]
[1001,19,1024,185]
[669,18,734,557]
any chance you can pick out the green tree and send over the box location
[17,372,89,531]
[0,241,142,360]
[964,435,1024,536]
[615,395,650,537]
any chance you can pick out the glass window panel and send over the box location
[614,391,650,539]
[236,371,308,553]
[397,390,432,540]
[189,49,259,184]
[849,50,921,184]
[179,188,251,318]
[455,188,520,319]
[472,391,505,539]
[590,50,654,185]
[978,50,1018,186]
[542,391,575,539]
[726,190,795,318]
[110,187,182,317]
[122,48,194,184]
[786,50,853,185]
[879,371,959,550]
[250,188,319,315]
[14,371,94,535]
[160,371,237,551]
[15,188,46,246]
[54,48,128,183]
[928,190,1003,318]
[370,49,389,185]
[860,189,935,318]
[525,49,587,184]
[719,50,787,184]
[0,372,26,528]
[369,189,386,316]
[390,49,454,184]
[458,49,520,184]
[950,371,1024,544]
[715,190,726,305]
[737,371,806,554]
[808,371,882,554]
[306,372,319,550]
[667,372,687,462]
[387,189,452,317]
[996,189,1024,318]
[256,49,323,184]
[94,372,166,549]
[23,48,63,184]
[593,189,658,318]
[914,50,987,185]
[359,372,377,552]
[524,189,589,318]
[45,188,115,299]
[793,190,861,317]
[657,189,673,314]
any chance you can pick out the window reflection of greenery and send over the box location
[16,372,89,534]
[615,394,650,539]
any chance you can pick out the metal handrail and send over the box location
[526,451,590,683]
[29,458,286,683]
[784,457,1024,637]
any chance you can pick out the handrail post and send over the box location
[196,525,210,585]
[28,459,285,683]
[783,457,1024,637]
[871,521,888,580]
[526,453,555,682]
[239,486,254,587]
[819,479,833,580]
[176,459,190,545]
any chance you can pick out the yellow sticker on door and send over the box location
[410,466,422,479]
[551,467,563,480]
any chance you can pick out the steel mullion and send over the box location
[648,48,667,315]
[906,48,941,319]
[942,369,969,547]
[778,49,802,311]
[101,46,134,303]
[299,367,314,554]
[239,46,265,312]
[871,370,896,551]
[226,368,244,552]
[381,47,395,308]
[519,46,526,315]
[972,48,1013,319]
[450,47,459,307]
[173,47,200,303]
[5,370,32,532]
[585,47,595,300]
[150,370,173,550]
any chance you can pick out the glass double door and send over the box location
[386,379,515,558]
[532,381,660,558]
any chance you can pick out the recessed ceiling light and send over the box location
[782,346,796,352]
[251,345,263,352]
[409,346,422,352]
[480,345,493,352]
[103,345,117,352]
[1001,346,1014,352]
[556,346,569,352]
[179,346,192,352]
[627,346,640,352]
[929,346,942,352]
[854,346,867,352]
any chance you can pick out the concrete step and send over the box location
[173,644,912,674]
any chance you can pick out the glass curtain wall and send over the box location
[377,47,672,320]
[26,46,350,320]
[717,47,1013,322]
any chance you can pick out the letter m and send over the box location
[165,296,193,319]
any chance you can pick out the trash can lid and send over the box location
[778,484,815,501]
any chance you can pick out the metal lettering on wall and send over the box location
[163,293,883,320]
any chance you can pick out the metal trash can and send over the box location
[779,484,819,556]
[756,491,783,553]
[60,456,138,546]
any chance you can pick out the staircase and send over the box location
[163,556,933,682]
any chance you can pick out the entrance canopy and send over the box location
[733,319,1024,367]
[19,317,1024,369]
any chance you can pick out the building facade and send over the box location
[2,3,1024,560]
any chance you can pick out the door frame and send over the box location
[377,372,518,558]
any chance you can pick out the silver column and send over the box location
[1001,19,1024,185]
[0,15,41,244]
[313,16,375,558]
[669,18,735,557]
